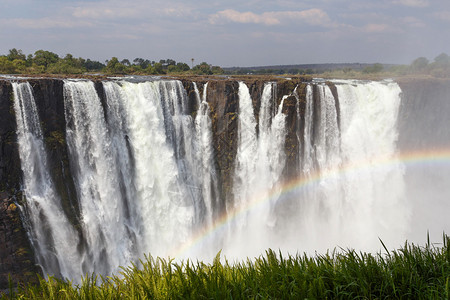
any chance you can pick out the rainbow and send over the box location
[169,147,450,259]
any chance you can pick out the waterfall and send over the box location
[232,82,287,225]
[231,82,257,224]
[292,80,407,252]
[193,82,219,227]
[228,82,287,257]
[13,78,411,280]
[12,82,82,279]
[301,84,314,176]
[335,81,407,247]
[81,79,218,262]
[63,80,134,275]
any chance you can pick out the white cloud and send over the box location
[209,9,279,25]
[100,33,140,40]
[394,0,429,8]
[71,0,193,20]
[209,8,332,27]
[72,7,140,19]
[364,23,390,33]
[2,17,94,29]
[401,16,426,27]
[434,11,450,22]
[363,23,403,33]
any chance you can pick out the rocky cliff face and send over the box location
[0,80,40,289]
[0,191,40,289]
[0,76,309,288]
[4,76,447,288]
[0,81,20,193]
[179,77,308,210]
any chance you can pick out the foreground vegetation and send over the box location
[2,235,449,299]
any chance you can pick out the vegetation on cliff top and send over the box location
[1,48,449,79]
[226,54,450,79]
[2,235,450,299]
[0,49,224,76]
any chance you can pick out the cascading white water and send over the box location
[63,79,219,266]
[335,81,408,248]
[301,84,314,176]
[304,83,344,248]
[65,80,198,267]
[15,78,412,280]
[227,82,287,257]
[193,82,219,227]
[288,80,408,253]
[12,82,82,279]
[64,80,135,275]
[231,82,258,225]
[158,80,210,226]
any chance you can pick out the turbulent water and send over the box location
[290,81,408,252]
[12,82,82,279]
[13,78,422,280]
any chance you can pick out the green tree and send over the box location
[7,48,26,61]
[430,53,450,77]
[176,62,190,71]
[153,62,165,74]
[121,59,131,66]
[410,57,429,72]
[84,59,105,71]
[105,57,126,74]
[211,66,224,75]
[133,58,150,69]
[434,53,450,66]
[26,54,33,67]
[192,62,213,75]
[167,62,190,73]
[167,65,177,73]
[33,50,59,69]
[12,59,26,73]
[0,57,16,73]
[47,54,86,74]
[166,59,176,66]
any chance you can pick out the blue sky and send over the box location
[1,0,449,67]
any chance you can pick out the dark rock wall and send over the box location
[0,192,40,290]
[0,81,20,192]
[0,81,40,290]
[27,79,80,225]
[0,76,309,288]
[181,78,307,211]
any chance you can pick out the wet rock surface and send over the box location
[5,75,435,288]
[1,76,310,288]
[0,192,40,290]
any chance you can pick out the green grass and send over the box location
[3,235,450,299]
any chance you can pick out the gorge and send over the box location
[1,75,450,287]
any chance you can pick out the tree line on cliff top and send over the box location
[1,48,449,77]
[226,53,450,78]
[0,49,224,76]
